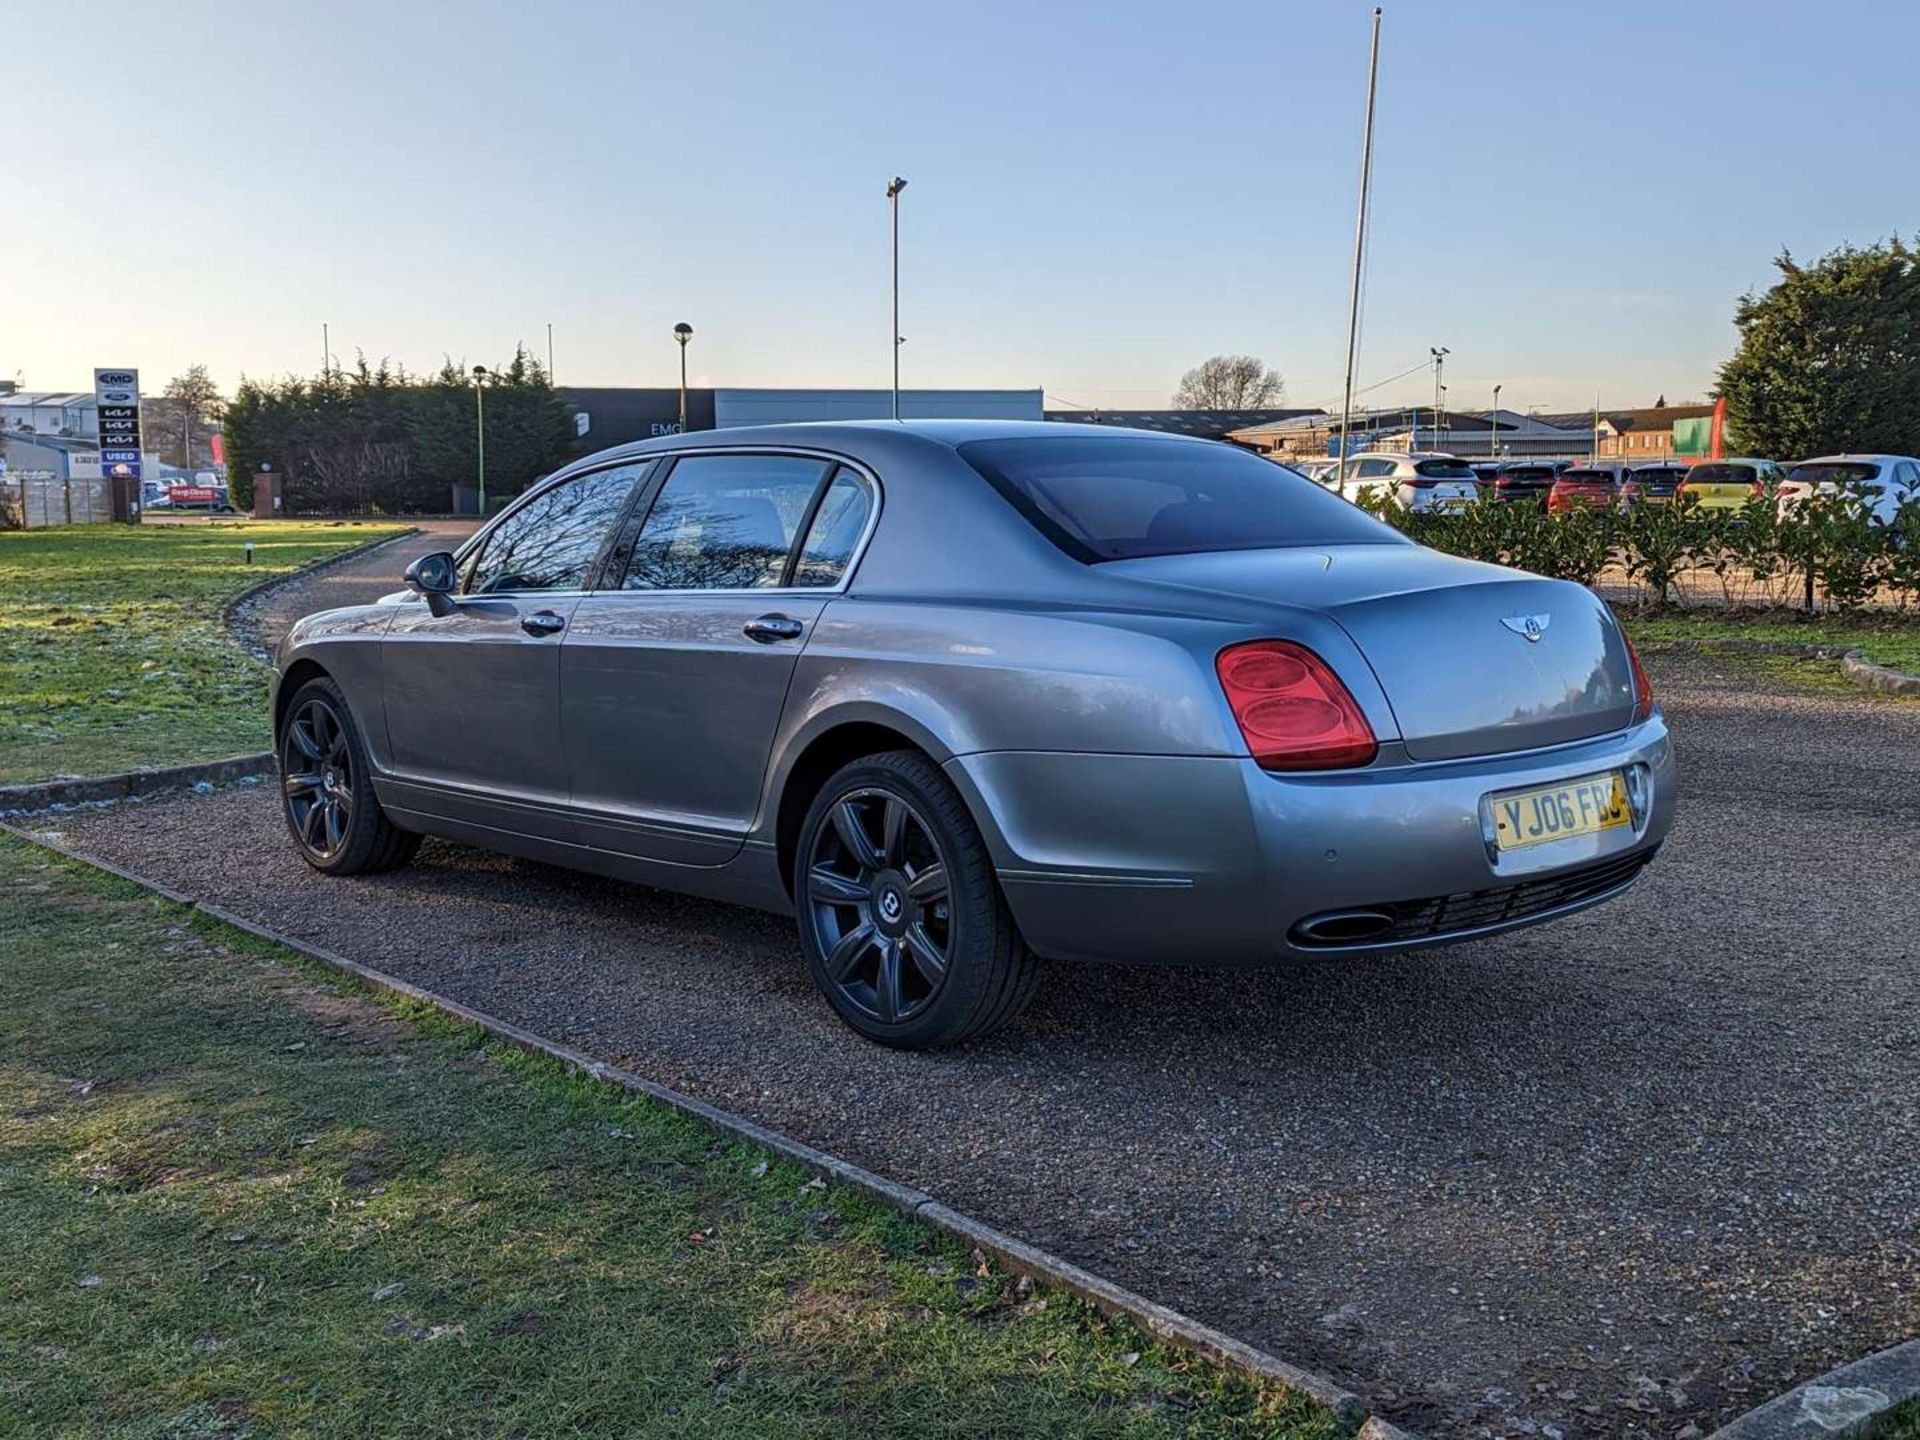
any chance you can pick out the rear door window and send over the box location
[620,453,832,591]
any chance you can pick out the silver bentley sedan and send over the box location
[272,421,1675,1047]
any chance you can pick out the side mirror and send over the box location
[404,551,458,617]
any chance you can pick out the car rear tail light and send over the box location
[1624,632,1655,723]
[1216,641,1377,771]
[1408,476,1438,489]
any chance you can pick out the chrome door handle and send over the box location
[521,610,567,636]
[743,613,805,643]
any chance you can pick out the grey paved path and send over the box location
[42,649,1920,1440]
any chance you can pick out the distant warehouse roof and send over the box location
[1043,408,1323,441]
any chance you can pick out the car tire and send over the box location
[277,676,420,876]
[795,749,1041,1048]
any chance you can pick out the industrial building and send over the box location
[1226,406,1596,462]
[559,386,1044,451]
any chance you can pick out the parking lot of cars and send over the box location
[1305,449,1920,522]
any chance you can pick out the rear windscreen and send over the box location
[1788,462,1881,486]
[1503,467,1555,481]
[1689,464,1757,485]
[1413,459,1476,479]
[1557,470,1614,484]
[956,436,1408,562]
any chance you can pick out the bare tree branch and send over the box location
[1172,355,1286,410]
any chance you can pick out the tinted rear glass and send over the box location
[1558,470,1614,484]
[956,437,1406,561]
[1502,466,1555,482]
[1413,459,1476,479]
[1789,462,1881,485]
[1688,464,1756,485]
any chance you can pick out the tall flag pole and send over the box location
[1337,8,1383,476]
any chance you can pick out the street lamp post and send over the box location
[1429,346,1450,448]
[673,323,693,432]
[886,176,907,420]
[472,365,487,516]
[1492,382,1502,460]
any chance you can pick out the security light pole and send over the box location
[472,365,488,516]
[887,176,907,420]
[1492,382,1502,459]
[1430,346,1449,446]
[673,323,693,432]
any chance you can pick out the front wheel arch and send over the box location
[274,657,332,736]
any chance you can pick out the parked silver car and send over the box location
[272,421,1675,1047]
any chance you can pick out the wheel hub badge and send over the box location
[877,888,903,924]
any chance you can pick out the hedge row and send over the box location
[1363,488,1920,612]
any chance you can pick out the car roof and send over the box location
[1792,453,1916,466]
[544,418,1236,479]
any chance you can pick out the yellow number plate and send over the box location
[1491,772,1631,852]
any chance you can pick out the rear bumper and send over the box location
[946,716,1675,967]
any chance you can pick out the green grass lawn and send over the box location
[0,835,1339,1440]
[1881,1402,1920,1439]
[1622,611,1920,673]
[0,523,405,785]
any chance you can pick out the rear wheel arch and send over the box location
[774,716,977,900]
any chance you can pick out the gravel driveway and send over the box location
[36,642,1920,1439]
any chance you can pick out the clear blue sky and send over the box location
[7,0,1914,414]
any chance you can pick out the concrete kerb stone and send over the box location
[1707,1338,1920,1440]
[0,822,1381,1436]
[1841,648,1920,698]
[0,752,274,817]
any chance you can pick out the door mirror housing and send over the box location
[404,551,458,617]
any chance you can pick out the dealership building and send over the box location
[559,386,1044,450]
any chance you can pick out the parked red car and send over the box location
[1547,468,1620,514]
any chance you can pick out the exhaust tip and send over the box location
[1293,909,1396,946]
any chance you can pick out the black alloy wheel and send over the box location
[277,676,420,876]
[805,786,954,1026]
[282,695,355,861]
[795,750,1043,1048]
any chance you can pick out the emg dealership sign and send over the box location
[93,367,142,478]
